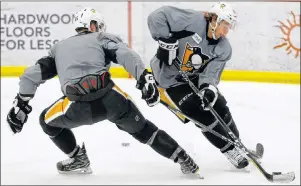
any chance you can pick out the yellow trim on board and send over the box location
[1,66,27,77]
[1,66,300,84]
[221,70,300,84]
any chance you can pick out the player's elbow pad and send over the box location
[36,56,57,80]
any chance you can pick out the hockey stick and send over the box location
[160,101,263,159]
[172,58,295,183]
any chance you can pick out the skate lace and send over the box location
[180,156,195,170]
[61,158,75,165]
[226,148,244,166]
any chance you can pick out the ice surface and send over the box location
[1,78,300,185]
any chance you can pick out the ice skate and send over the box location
[223,147,249,169]
[177,150,200,175]
[57,143,92,174]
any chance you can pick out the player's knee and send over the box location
[215,93,227,109]
[39,109,63,137]
[227,115,239,138]
[131,120,159,144]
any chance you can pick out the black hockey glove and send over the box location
[199,84,218,111]
[156,31,195,66]
[136,70,160,107]
[157,37,179,66]
[7,94,32,134]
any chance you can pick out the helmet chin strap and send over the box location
[99,24,106,33]
[209,22,218,40]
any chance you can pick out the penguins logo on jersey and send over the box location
[181,43,210,72]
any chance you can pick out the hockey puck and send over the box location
[121,143,130,147]
[272,172,282,175]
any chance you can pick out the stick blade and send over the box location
[272,172,295,183]
[256,143,264,158]
[249,143,264,160]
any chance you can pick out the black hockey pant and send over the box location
[158,84,240,153]
[38,84,184,161]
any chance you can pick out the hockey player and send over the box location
[6,7,200,175]
[147,2,250,169]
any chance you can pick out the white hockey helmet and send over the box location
[209,2,237,39]
[73,7,106,33]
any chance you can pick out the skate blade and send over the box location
[183,168,204,179]
[194,169,204,179]
[58,166,92,174]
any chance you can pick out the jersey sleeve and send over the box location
[198,40,232,87]
[102,34,146,80]
[19,50,57,98]
[147,5,199,40]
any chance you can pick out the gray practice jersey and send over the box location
[19,32,146,97]
[148,6,232,89]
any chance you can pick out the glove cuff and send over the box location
[199,83,218,93]
[17,93,32,102]
[15,94,32,114]
[136,69,150,90]
[158,39,179,51]
[199,83,218,109]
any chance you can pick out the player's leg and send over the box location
[101,85,199,174]
[161,84,248,169]
[39,96,107,174]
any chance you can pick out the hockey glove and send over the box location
[157,37,179,66]
[7,94,32,134]
[199,84,218,111]
[136,70,160,107]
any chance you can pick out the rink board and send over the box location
[1,66,300,84]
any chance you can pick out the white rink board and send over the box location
[1,2,300,72]
[1,2,128,66]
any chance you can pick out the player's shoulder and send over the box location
[160,5,201,15]
[49,32,100,55]
[98,32,124,44]
[187,11,207,35]
[197,12,207,29]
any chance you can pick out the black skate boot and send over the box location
[176,150,199,175]
[223,146,249,169]
[57,143,92,174]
